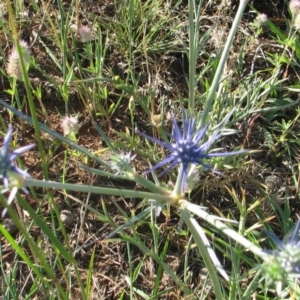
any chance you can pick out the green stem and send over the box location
[183,214,224,300]
[180,200,268,260]
[229,202,248,300]
[188,0,202,112]
[200,0,249,127]
[188,0,195,111]
[173,164,185,196]
[24,178,176,204]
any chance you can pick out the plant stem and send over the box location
[184,214,224,300]
[24,178,177,204]
[200,0,249,127]
[180,200,268,260]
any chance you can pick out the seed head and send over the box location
[6,40,31,79]
[78,25,95,42]
[290,0,300,16]
[60,115,80,136]
[70,24,95,42]
[255,13,268,26]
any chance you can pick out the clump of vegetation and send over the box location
[0,0,300,299]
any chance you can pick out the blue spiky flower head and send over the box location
[0,125,35,215]
[136,109,246,194]
[262,220,300,295]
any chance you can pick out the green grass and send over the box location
[0,0,300,299]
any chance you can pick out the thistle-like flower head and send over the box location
[0,125,35,216]
[110,152,136,175]
[262,220,300,295]
[1,125,34,188]
[136,110,245,191]
[264,221,300,272]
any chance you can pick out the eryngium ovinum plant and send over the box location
[1,0,300,299]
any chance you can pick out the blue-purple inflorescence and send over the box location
[0,125,34,215]
[136,110,246,193]
[262,220,300,295]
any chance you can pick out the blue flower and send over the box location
[0,125,34,215]
[262,221,300,295]
[264,220,300,274]
[136,110,245,191]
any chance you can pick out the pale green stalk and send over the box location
[180,200,268,260]
[74,166,172,196]
[229,194,248,300]
[188,0,202,112]
[200,0,249,127]
[23,178,177,204]
[183,214,225,300]
[173,164,185,196]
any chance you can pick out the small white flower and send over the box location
[255,13,268,25]
[60,115,80,136]
[70,24,96,43]
[290,0,300,16]
[78,25,95,42]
